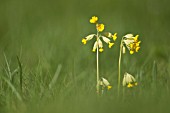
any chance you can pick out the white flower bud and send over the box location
[102,36,110,44]
[122,72,136,86]
[101,77,110,86]
[124,34,133,39]
[98,39,103,48]
[85,34,95,41]
[92,41,98,52]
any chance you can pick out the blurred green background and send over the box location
[0,0,170,113]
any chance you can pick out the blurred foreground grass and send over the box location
[0,0,170,113]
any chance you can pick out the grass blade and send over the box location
[1,76,22,102]
[17,56,23,93]
[49,64,62,89]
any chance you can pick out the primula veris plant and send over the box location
[100,77,112,94]
[122,72,137,88]
[118,34,141,95]
[82,16,117,93]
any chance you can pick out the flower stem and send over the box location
[118,38,123,97]
[96,32,100,94]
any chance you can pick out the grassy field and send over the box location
[0,0,170,113]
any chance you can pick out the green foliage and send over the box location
[0,0,170,113]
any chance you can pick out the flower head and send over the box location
[100,77,112,90]
[122,72,138,88]
[90,16,98,23]
[96,24,104,32]
[123,34,141,54]
[82,16,117,52]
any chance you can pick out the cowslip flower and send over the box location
[123,34,141,54]
[81,34,95,45]
[96,24,104,32]
[105,32,118,41]
[100,77,112,90]
[90,16,98,23]
[102,36,114,48]
[82,16,116,52]
[122,72,138,88]
[81,16,117,94]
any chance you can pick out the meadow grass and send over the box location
[0,0,170,113]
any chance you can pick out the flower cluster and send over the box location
[99,77,112,90]
[122,72,138,88]
[82,16,117,52]
[122,34,141,54]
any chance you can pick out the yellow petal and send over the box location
[135,47,140,52]
[90,16,98,23]
[92,49,96,52]
[107,85,112,90]
[108,42,114,48]
[134,82,138,86]
[82,39,87,44]
[127,83,133,88]
[136,41,141,47]
[99,48,104,52]
[112,33,117,41]
[130,43,134,49]
[96,24,104,32]
[134,35,139,42]
[130,50,134,54]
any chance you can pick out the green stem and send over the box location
[118,38,123,97]
[96,32,100,94]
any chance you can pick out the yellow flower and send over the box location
[112,33,117,41]
[134,82,138,86]
[82,38,87,44]
[136,41,141,46]
[90,16,98,23]
[123,34,141,54]
[135,46,140,52]
[99,48,104,52]
[127,83,133,88]
[130,50,134,54]
[100,77,112,90]
[82,34,95,45]
[123,72,137,88]
[96,24,104,32]
[130,43,134,49]
[101,36,114,48]
[134,35,139,42]
[108,42,114,48]
[107,85,112,90]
